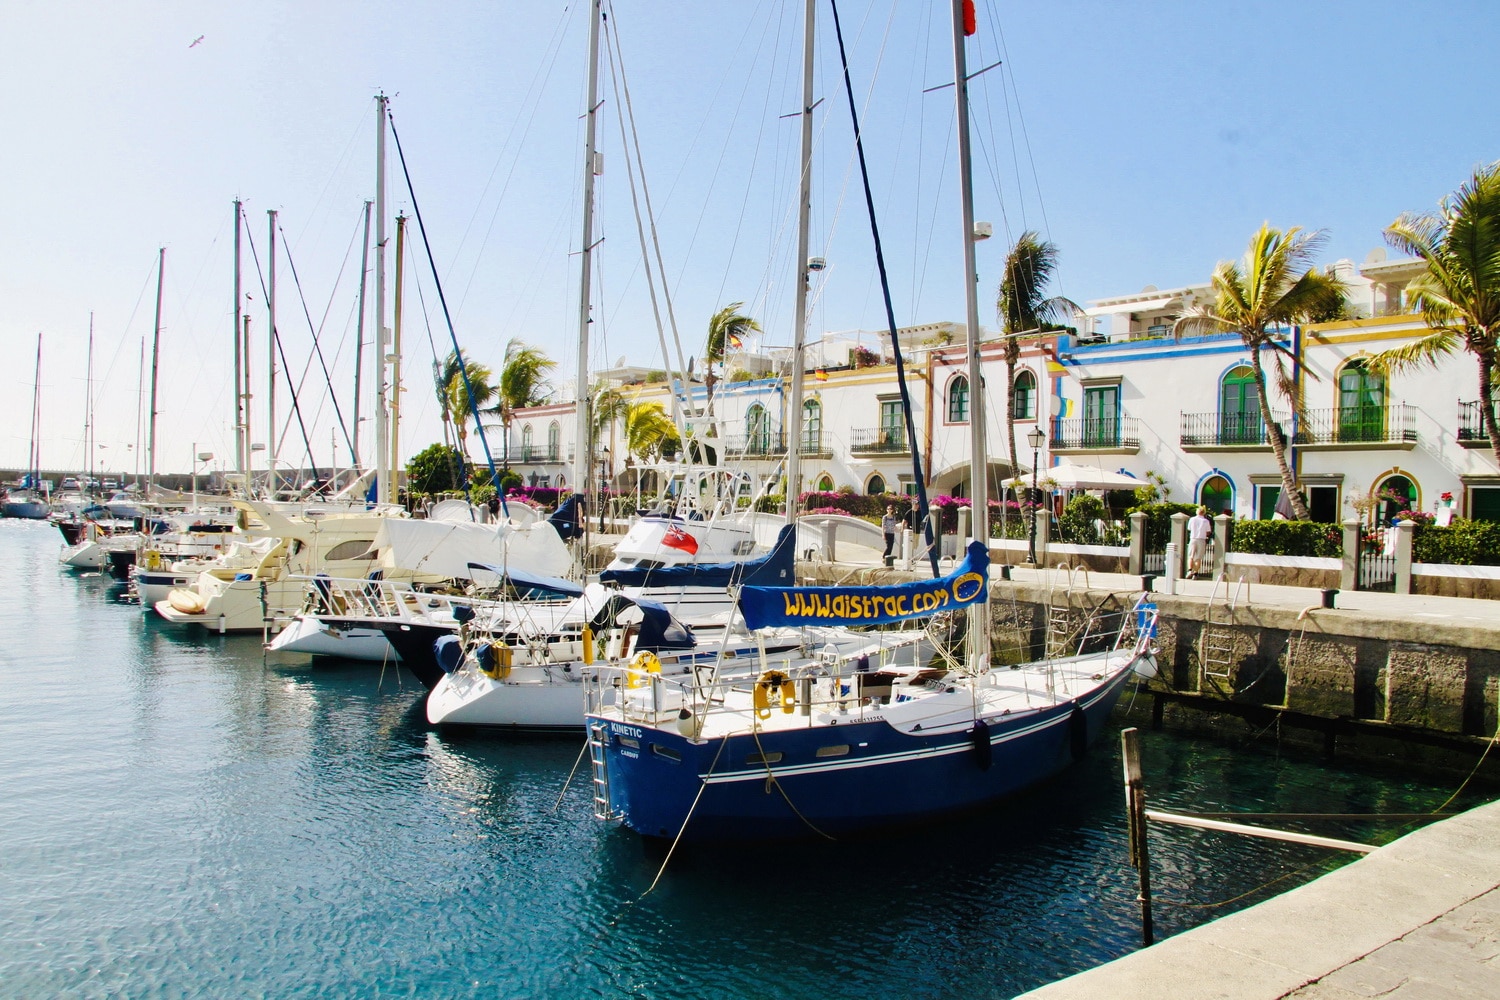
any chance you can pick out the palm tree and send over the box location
[494,339,555,470]
[1369,163,1500,469]
[996,232,1077,484]
[703,302,760,415]
[624,400,680,462]
[442,351,497,461]
[1174,224,1346,520]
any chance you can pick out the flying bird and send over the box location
[189,35,205,48]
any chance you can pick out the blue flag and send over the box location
[738,540,988,629]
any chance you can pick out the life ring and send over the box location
[168,589,206,615]
[626,650,661,689]
[754,670,794,719]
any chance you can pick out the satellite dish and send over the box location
[615,356,626,368]
[1365,248,1387,263]
[1140,284,1158,293]
[1049,395,1063,418]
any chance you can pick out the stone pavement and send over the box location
[1015,799,1500,999]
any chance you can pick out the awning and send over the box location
[1083,295,1178,318]
[1006,463,1142,491]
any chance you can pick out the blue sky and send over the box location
[3,0,1496,476]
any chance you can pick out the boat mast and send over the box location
[29,333,42,489]
[374,94,390,505]
[784,0,815,514]
[267,209,278,495]
[85,313,94,486]
[147,247,164,493]
[352,199,372,472]
[391,212,406,487]
[233,199,245,478]
[951,0,990,669]
[573,1,603,535]
[241,312,252,490]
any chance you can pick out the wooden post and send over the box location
[1121,727,1154,946]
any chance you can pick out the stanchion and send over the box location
[1121,726,1154,946]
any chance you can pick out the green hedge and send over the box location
[1126,502,1198,548]
[1232,519,1342,557]
[1412,520,1500,566]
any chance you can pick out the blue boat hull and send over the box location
[590,663,1135,842]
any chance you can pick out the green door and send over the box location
[879,400,905,449]
[1339,362,1385,442]
[1219,366,1262,444]
[1084,385,1120,448]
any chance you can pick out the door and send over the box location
[1083,385,1120,448]
[1338,361,1385,443]
[1219,366,1262,444]
[879,399,905,449]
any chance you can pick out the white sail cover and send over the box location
[373,517,572,581]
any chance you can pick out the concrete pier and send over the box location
[1015,799,1500,998]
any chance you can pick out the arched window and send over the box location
[547,421,561,462]
[1219,365,1262,444]
[814,473,834,492]
[1199,474,1232,516]
[1013,369,1037,420]
[866,474,886,495]
[521,423,534,461]
[802,400,822,453]
[947,375,969,423]
[1339,359,1386,442]
[745,404,771,454]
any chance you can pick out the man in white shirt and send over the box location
[1187,505,1212,579]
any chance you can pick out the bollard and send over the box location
[999,564,1012,581]
[1140,574,1156,593]
[1320,588,1338,609]
[1163,542,1179,595]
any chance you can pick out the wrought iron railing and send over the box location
[1179,411,1288,447]
[1050,416,1140,450]
[720,430,786,457]
[1293,404,1417,445]
[849,426,908,453]
[519,445,565,463]
[1458,399,1497,445]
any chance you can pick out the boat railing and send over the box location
[288,574,461,622]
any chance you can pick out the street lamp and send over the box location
[1026,425,1045,565]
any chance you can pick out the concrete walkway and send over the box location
[1015,799,1500,999]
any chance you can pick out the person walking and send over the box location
[1187,505,1212,579]
[881,504,901,561]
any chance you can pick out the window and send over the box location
[1471,487,1500,523]
[948,375,969,423]
[879,399,905,448]
[745,404,771,454]
[1219,366,1262,444]
[1199,474,1232,517]
[802,400,822,453]
[1339,360,1386,442]
[866,474,886,495]
[547,421,561,462]
[324,539,375,562]
[521,424,534,462]
[814,473,834,492]
[1013,370,1036,420]
[1083,384,1120,448]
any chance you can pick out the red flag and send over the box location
[663,524,699,554]
[963,0,976,36]
[814,368,828,382]
[727,332,743,350]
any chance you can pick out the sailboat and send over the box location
[5,335,51,519]
[582,0,1159,842]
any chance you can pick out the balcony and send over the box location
[798,431,832,459]
[1180,411,1288,450]
[720,430,787,458]
[849,426,909,454]
[1293,404,1417,449]
[518,445,568,464]
[1050,416,1140,454]
[1458,400,1498,449]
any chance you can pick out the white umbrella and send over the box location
[1004,463,1141,492]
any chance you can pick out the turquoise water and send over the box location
[0,519,1491,999]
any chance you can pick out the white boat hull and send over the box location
[426,666,588,731]
[267,615,399,662]
[59,540,108,569]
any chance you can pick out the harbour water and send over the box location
[1,519,1492,999]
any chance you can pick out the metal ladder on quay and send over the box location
[1198,573,1249,694]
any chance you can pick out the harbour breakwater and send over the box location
[799,561,1500,752]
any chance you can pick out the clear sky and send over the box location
[3,0,1496,478]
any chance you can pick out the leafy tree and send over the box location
[494,339,556,470]
[1174,225,1346,520]
[702,302,760,414]
[1369,163,1500,469]
[441,350,497,460]
[996,232,1077,486]
[407,442,466,494]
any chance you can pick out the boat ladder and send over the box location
[1044,564,1092,658]
[586,720,618,821]
[1198,574,1248,693]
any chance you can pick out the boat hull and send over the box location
[591,661,1136,842]
[3,500,50,519]
[267,615,399,662]
[427,666,587,732]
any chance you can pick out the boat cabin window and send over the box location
[323,539,375,562]
[651,744,681,762]
[745,751,783,765]
[815,745,850,758]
